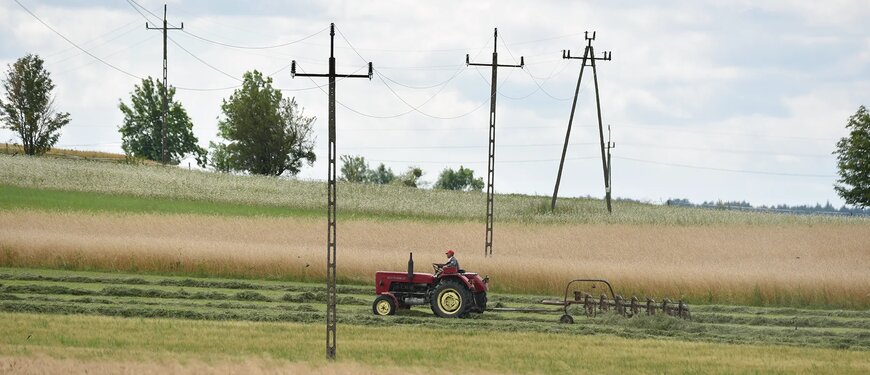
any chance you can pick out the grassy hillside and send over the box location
[1,154,865,225]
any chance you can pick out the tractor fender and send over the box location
[377,292,400,306]
[438,274,475,292]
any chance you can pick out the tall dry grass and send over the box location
[1,210,867,308]
[0,143,133,161]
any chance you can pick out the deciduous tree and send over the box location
[211,71,315,176]
[834,105,870,207]
[434,166,484,191]
[0,54,70,155]
[118,77,205,165]
[340,155,369,182]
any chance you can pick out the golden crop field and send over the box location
[2,210,867,308]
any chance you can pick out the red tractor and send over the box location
[373,253,488,318]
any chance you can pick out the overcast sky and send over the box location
[2,0,869,206]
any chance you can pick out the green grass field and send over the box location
[3,154,866,225]
[0,185,319,218]
[0,268,868,374]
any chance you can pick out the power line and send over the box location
[341,142,599,150]
[341,125,559,131]
[55,33,158,76]
[377,67,467,89]
[624,142,833,158]
[291,28,495,120]
[168,36,241,82]
[620,124,837,142]
[126,0,161,21]
[338,25,504,119]
[126,1,331,93]
[319,31,587,54]
[45,21,141,64]
[366,156,599,165]
[183,27,329,50]
[615,156,836,178]
[14,0,143,80]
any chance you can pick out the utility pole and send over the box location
[551,31,612,212]
[146,4,183,165]
[290,23,373,361]
[466,28,523,258]
[606,125,615,212]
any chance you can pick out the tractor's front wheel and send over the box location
[373,295,396,316]
[430,280,471,318]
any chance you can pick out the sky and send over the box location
[1,0,869,206]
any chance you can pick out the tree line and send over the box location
[338,155,484,191]
[2,54,868,202]
[666,198,870,215]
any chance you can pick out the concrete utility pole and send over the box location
[146,4,183,165]
[290,23,373,361]
[466,28,524,258]
[551,31,613,212]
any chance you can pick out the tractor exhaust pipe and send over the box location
[407,252,414,280]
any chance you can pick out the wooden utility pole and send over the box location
[466,28,524,257]
[551,31,612,212]
[290,23,373,361]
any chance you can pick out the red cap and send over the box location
[446,249,455,256]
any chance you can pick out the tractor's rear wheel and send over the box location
[373,295,396,316]
[430,280,471,318]
[473,292,488,313]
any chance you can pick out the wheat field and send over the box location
[2,210,867,307]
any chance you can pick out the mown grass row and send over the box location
[0,272,373,294]
[0,268,867,350]
[5,313,868,375]
[3,291,867,351]
[3,155,865,225]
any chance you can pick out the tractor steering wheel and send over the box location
[432,263,443,272]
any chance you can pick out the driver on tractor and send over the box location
[434,249,459,277]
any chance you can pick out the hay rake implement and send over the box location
[539,279,691,323]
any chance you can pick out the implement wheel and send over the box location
[373,295,396,316]
[430,280,471,318]
[560,314,574,324]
